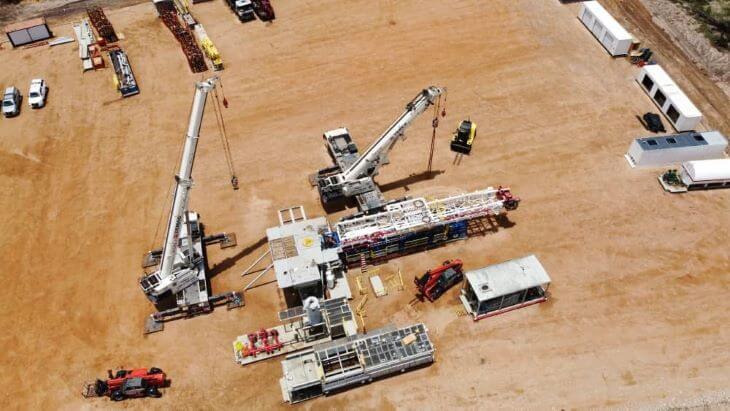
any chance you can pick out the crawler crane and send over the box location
[314,86,445,212]
[139,76,241,333]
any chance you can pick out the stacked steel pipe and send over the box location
[159,10,208,73]
[86,7,118,43]
[252,0,276,21]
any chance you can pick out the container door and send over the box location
[603,32,616,53]
[592,20,604,38]
[582,9,593,27]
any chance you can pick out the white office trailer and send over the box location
[578,1,633,56]
[625,130,727,168]
[636,65,703,132]
[460,255,551,321]
[680,159,730,190]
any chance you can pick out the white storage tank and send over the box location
[625,130,727,168]
[578,1,633,56]
[636,65,703,132]
[303,296,323,325]
[680,159,730,190]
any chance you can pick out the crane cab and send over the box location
[450,120,477,155]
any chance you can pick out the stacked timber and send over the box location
[87,7,118,43]
[159,10,208,73]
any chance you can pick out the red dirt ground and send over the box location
[0,0,728,409]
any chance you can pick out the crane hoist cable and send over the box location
[211,85,238,189]
[218,76,229,108]
[427,89,447,174]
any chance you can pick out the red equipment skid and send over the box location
[415,259,464,302]
[496,186,520,210]
[240,328,283,358]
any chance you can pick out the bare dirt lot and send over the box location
[0,0,728,409]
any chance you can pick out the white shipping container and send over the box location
[578,1,633,56]
[636,65,703,132]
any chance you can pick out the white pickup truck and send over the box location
[2,86,21,117]
[28,78,48,109]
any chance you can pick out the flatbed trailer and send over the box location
[109,49,139,97]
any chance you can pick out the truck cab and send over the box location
[2,86,21,117]
[231,0,256,21]
[111,378,161,401]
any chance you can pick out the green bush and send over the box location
[671,0,730,50]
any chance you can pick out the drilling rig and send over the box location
[313,86,445,213]
[139,76,242,333]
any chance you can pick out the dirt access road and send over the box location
[601,0,730,135]
[0,0,728,409]
[0,0,147,27]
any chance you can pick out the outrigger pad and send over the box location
[144,316,164,334]
[227,292,244,309]
[221,233,237,249]
[142,250,162,268]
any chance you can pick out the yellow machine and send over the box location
[201,38,223,71]
[450,119,477,155]
[193,24,223,71]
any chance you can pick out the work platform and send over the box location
[233,297,357,366]
[280,323,434,403]
[266,207,350,307]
